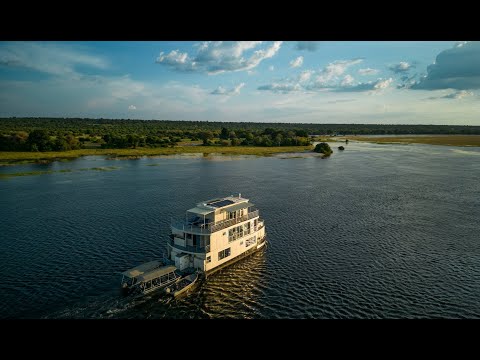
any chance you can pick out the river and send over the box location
[1,141,479,318]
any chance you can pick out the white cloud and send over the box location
[314,58,363,87]
[290,56,303,68]
[299,70,313,83]
[295,41,319,52]
[155,50,194,72]
[211,83,245,96]
[340,75,355,87]
[269,65,274,71]
[358,68,379,75]
[427,90,474,100]
[257,69,315,93]
[257,59,393,94]
[446,90,473,99]
[334,78,393,92]
[156,41,282,75]
[389,62,412,74]
[257,82,302,93]
[374,78,393,90]
[128,105,137,110]
[0,42,108,77]
[455,41,468,48]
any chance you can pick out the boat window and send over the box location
[246,237,256,247]
[218,247,231,261]
[160,275,168,283]
[206,256,211,263]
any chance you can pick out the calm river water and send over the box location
[1,141,480,318]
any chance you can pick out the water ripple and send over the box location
[1,145,479,318]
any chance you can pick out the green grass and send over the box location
[0,166,120,180]
[343,135,480,147]
[0,170,54,179]
[0,145,313,165]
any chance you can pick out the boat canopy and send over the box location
[136,266,177,283]
[187,207,214,216]
[224,202,254,213]
[122,260,162,278]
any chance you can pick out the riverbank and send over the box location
[343,135,480,147]
[0,145,313,165]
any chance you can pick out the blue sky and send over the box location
[0,41,479,124]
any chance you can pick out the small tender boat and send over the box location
[165,272,199,298]
[121,263,179,296]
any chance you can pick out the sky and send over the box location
[0,41,479,125]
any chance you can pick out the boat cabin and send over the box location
[121,263,179,295]
[121,260,162,288]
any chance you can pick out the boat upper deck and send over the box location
[136,265,177,283]
[187,195,252,216]
[122,260,162,278]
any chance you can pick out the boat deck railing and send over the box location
[167,238,210,253]
[172,209,259,234]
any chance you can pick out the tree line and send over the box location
[1,117,479,152]
[2,118,480,136]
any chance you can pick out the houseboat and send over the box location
[168,194,266,276]
[120,194,266,296]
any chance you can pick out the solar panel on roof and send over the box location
[208,199,235,208]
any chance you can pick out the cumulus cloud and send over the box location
[358,68,379,75]
[389,62,413,74]
[211,83,245,96]
[333,78,393,92]
[427,90,474,100]
[313,58,363,87]
[258,60,392,95]
[340,75,355,87]
[444,90,473,99]
[0,42,108,77]
[290,56,303,68]
[155,50,194,72]
[299,70,314,83]
[258,70,314,93]
[256,58,393,94]
[156,41,282,75]
[257,83,302,94]
[128,105,136,110]
[411,41,480,90]
[295,41,319,51]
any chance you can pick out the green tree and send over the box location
[314,142,332,156]
[220,127,229,140]
[27,129,52,152]
[53,136,69,151]
[199,131,214,145]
